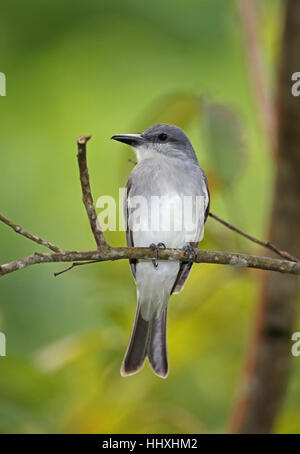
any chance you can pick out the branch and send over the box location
[77,136,107,250]
[209,212,299,262]
[0,134,299,282]
[0,214,63,253]
[53,260,99,277]
[0,247,299,278]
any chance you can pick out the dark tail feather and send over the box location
[147,307,168,378]
[121,304,149,376]
[121,305,168,378]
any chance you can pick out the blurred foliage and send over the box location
[0,0,299,434]
[202,99,246,188]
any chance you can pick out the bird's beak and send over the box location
[111,134,144,147]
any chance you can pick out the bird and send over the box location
[111,124,210,378]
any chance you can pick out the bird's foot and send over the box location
[183,244,198,263]
[150,243,166,269]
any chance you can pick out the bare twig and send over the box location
[0,247,299,278]
[209,212,299,262]
[77,135,107,250]
[53,260,99,277]
[0,214,63,253]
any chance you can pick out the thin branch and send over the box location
[0,214,63,253]
[53,264,75,277]
[77,135,107,250]
[209,212,299,262]
[53,260,99,277]
[0,247,299,278]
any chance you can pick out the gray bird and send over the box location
[111,124,210,378]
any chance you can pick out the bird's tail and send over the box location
[120,302,168,378]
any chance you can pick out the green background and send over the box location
[0,0,299,433]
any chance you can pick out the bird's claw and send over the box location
[183,244,198,263]
[150,243,166,269]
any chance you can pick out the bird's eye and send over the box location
[158,133,168,142]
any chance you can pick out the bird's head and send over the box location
[111,123,197,163]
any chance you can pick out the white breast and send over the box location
[128,154,207,249]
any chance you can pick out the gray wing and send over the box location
[203,171,210,222]
[171,171,210,295]
[125,178,137,280]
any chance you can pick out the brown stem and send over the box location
[77,135,107,250]
[0,247,299,278]
[53,260,99,277]
[0,214,63,253]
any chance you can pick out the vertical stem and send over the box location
[77,136,108,250]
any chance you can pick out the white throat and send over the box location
[135,145,157,163]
